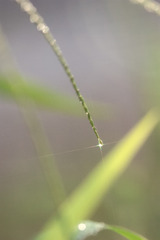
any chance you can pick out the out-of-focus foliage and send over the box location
[74,220,148,240]
[0,74,108,117]
[35,110,158,240]
[1,1,160,240]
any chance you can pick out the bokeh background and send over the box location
[0,0,160,239]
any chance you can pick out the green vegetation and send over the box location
[1,0,160,239]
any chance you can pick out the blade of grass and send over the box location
[3,73,67,208]
[21,104,66,207]
[74,220,148,240]
[0,74,109,117]
[35,109,159,240]
[129,0,160,16]
[15,0,103,147]
[0,74,84,115]
[0,26,66,208]
[106,224,148,240]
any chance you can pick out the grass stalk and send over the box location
[14,0,103,147]
[0,26,66,208]
[129,0,160,15]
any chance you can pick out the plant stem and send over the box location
[21,104,66,207]
[0,25,66,208]
[129,0,160,15]
[15,0,103,147]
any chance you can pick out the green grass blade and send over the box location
[35,110,159,240]
[106,224,148,240]
[0,74,109,117]
[73,220,148,240]
[0,74,82,115]
[74,221,105,240]
[15,0,103,146]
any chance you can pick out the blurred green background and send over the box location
[0,0,160,239]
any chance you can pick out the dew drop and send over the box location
[50,39,56,46]
[30,14,39,23]
[21,2,35,13]
[98,138,103,148]
[78,223,86,231]
[37,23,49,33]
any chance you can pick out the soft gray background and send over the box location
[0,1,160,240]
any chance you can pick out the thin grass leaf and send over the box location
[74,220,148,240]
[106,224,148,240]
[0,74,109,117]
[74,221,105,240]
[129,0,160,16]
[0,27,66,207]
[35,110,159,240]
[15,0,103,146]
[0,74,82,115]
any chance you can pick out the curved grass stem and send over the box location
[15,0,103,147]
[0,25,66,208]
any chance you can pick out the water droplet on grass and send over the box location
[78,223,86,231]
